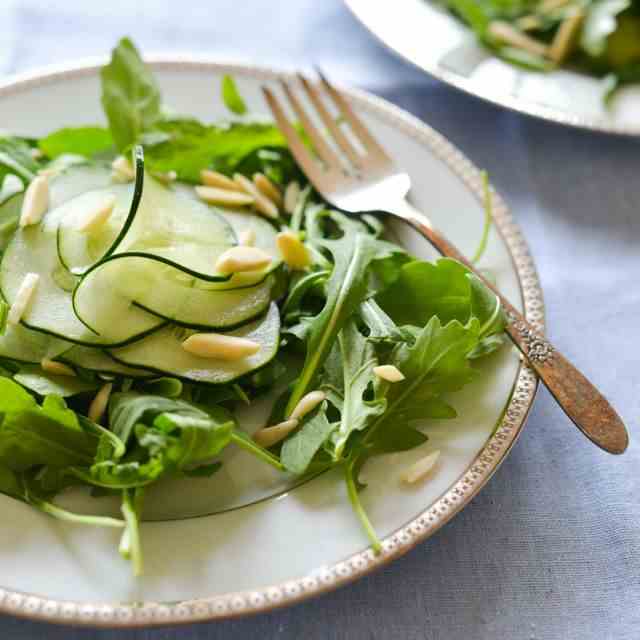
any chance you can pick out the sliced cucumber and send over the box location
[107,174,235,278]
[58,345,152,378]
[56,183,141,274]
[0,163,163,346]
[0,322,68,364]
[0,321,150,377]
[109,303,280,384]
[75,254,274,329]
[175,184,282,287]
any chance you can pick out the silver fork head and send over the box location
[262,72,411,213]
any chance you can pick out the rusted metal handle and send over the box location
[399,208,629,455]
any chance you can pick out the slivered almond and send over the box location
[253,419,299,448]
[195,185,254,207]
[488,21,548,57]
[200,169,242,191]
[153,170,177,184]
[253,173,283,206]
[233,173,279,219]
[276,230,310,270]
[547,10,584,63]
[401,450,441,485]
[19,175,49,227]
[111,156,135,182]
[284,181,301,215]
[215,246,272,274]
[88,382,113,424]
[181,333,261,361]
[290,390,326,420]
[74,194,117,232]
[373,365,405,382]
[8,273,39,324]
[238,228,256,247]
[41,358,76,377]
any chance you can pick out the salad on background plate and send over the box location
[440,0,640,101]
[0,38,506,575]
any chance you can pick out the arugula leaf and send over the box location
[285,210,406,416]
[76,392,235,490]
[38,126,114,159]
[0,378,98,471]
[370,317,479,432]
[377,257,505,336]
[359,299,412,344]
[281,404,334,474]
[323,321,387,460]
[221,75,248,115]
[109,392,207,444]
[142,118,287,183]
[101,37,161,150]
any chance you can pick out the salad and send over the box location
[440,0,640,100]
[0,38,506,575]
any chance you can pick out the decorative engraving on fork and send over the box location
[507,312,554,364]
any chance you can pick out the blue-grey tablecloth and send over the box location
[0,1,637,638]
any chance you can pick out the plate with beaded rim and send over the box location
[0,57,543,627]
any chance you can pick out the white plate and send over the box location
[0,58,543,626]
[346,0,640,136]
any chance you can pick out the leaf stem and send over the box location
[344,461,381,554]
[231,430,285,471]
[120,488,144,576]
[32,498,125,528]
[472,171,492,264]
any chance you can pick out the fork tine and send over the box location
[316,67,390,161]
[297,73,362,168]
[262,87,324,187]
[278,79,343,171]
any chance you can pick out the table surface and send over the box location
[0,1,638,639]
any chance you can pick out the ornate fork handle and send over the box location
[398,208,628,455]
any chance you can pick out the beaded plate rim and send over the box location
[0,57,544,628]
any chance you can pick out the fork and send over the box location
[263,71,629,455]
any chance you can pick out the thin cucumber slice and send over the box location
[0,162,163,346]
[56,184,140,274]
[175,184,282,287]
[0,318,150,378]
[58,345,153,378]
[75,254,274,329]
[109,174,235,278]
[0,322,69,364]
[109,303,280,384]
[56,146,143,275]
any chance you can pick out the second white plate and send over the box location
[346,0,640,136]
